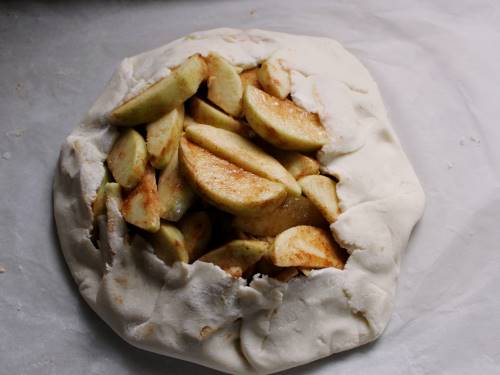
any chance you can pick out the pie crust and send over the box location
[53,28,425,374]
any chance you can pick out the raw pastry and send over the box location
[53,28,425,374]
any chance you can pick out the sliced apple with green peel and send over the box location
[179,211,212,262]
[157,149,196,222]
[188,97,250,136]
[146,106,184,169]
[122,165,160,232]
[179,137,287,217]
[271,225,345,269]
[111,54,207,126]
[107,129,147,189]
[92,168,110,219]
[206,53,243,117]
[257,59,291,99]
[240,68,261,90]
[243,85,327,151]
[299,175,340,223]
[150,223,188,265]
[273,151,320,180]
[198,240,269,278]
[185,124,300,196]
[233,195,326,237]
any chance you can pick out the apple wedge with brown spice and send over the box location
[240,68,261,90]
[233,195,327,237]
[206,53,243,117]
[271,225,346,269]
[179,211,212,262]
[157,149,196,222]
[243,85,328,151]
[188,97,250,136]
[299,175,340,223]
[111,54,207,126]
[185,124,301,196]
[179,137,287,217]
[150,223,189,265]
[122,165,161,232]
[107,129,148,190]
[146,106,184,169]
[257,59,291,99]
[198,240,269,278]
[273,151,320,180]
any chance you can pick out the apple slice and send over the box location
[271,225,346,269]
[183,115,201,129]
[273,151,320,180]
[198,240,269,278]
[146,106,184,169]
[206,53,243,117]
[257,59,291,99]
[107,129,148,189]
[299,268,313,277]
[157,149,196,222]
[92,168,110,220]
[185,124,300,196]
[240,68,261,90]
[179,137,287,217]
[179,211,212,262]
[299,175,340,223]
[111,54,207,126]
[274,267,299,282]
[188,97,250,136]
[122,165,160,232]
[233,195,326,237]
[150,223,189,265]
[243,85,327,151]
[255,252,281,276]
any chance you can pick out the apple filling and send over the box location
[94,52,348,281]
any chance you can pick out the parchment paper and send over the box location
[1,1,499,374]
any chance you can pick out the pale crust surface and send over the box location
[53,29,425,374]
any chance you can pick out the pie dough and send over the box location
[53,28,425,374]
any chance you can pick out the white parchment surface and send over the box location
[1,1,499,374]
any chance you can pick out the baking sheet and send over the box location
[1,1,499,374]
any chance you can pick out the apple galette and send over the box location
[54,29,425,374]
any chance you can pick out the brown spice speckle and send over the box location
[200,326,215,338]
